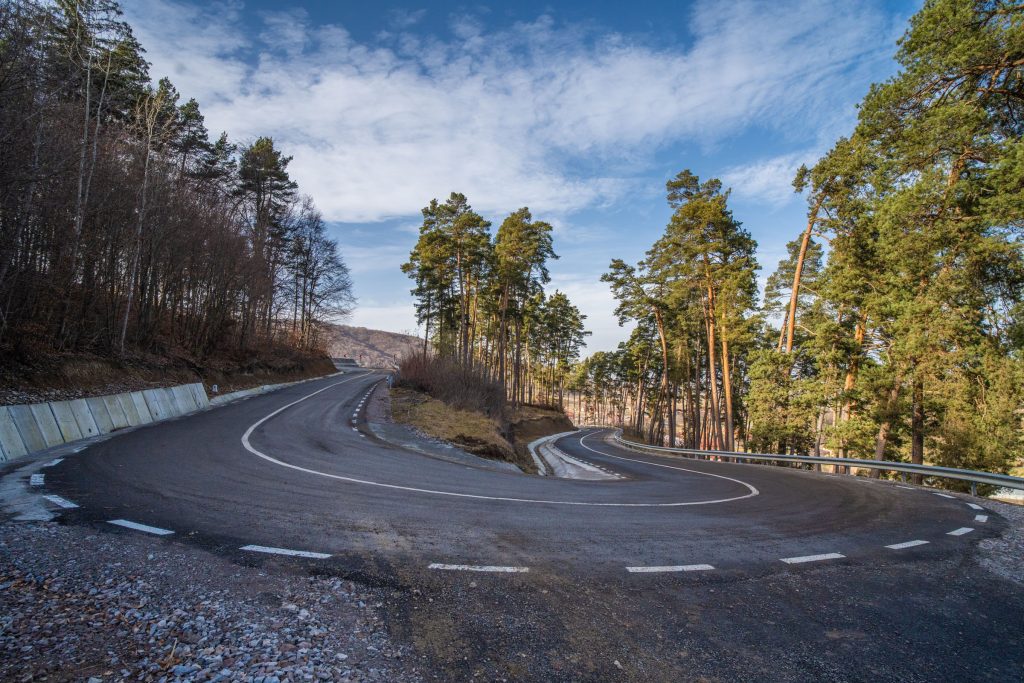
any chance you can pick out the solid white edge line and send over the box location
[885,540,929,550]
[29,474,44,486]
[967,503,984,510]
[428,564,528,573]
[780,552,845,564]
[626,564,714,573]
[240,545,331,559]
[43,494,79,509]
[575,431,760,502]
[43,458,63,467]
[240,382,759,507]
[947,527,974,536]
[974,515,988,523]
[108,519,174,535]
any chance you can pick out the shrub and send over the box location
[396,353,506,420]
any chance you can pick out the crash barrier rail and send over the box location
[610,431,1024,496]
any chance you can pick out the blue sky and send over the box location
[123,0,921,352]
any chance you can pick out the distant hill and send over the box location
[321,324,423,368]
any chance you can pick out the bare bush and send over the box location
[396,354,505,420]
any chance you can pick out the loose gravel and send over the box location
[977,499,1024,584]
[0,521,421,682]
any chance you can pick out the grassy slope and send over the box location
[389,388,574,474]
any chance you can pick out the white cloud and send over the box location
[347,303,420,337]
[335,242,409,275]
[124,0,898,223]
[548,274,628,353]
[720,151,815,207]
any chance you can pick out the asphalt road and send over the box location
[34,372,1024,681]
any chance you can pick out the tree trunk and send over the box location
[911,378,925,485]
[783,196,823,353]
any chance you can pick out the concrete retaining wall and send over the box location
[0,383,209,463]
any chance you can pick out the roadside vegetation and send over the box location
[392,353,572,472]
[393,193,587,470]
[0,1,354,395]
[568,0,1024,487]
[401,196,590,408]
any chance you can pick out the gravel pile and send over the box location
[0,522,420,682]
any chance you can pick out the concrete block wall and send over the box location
[0,383,209,463]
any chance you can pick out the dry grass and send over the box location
[390,388,531,468]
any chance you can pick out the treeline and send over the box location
[402,194,589,407]
[0,1,353,358]
[572,0,1024,478]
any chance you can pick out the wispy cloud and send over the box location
[124,0,899,223]
[720,150,816,207]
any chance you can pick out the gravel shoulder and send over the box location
[0,521,421,683]
[977,498,1024,584]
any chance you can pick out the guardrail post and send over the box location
[900,472,907,483]
[970,481,977,497]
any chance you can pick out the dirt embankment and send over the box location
[0,346,336,406]
[388,388,574,474]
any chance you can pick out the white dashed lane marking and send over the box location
[932,493,955,499]
[896,485,914,490]
[780,553,845,564]
[29,474,44,486]
[107,519,174,535]
[975,515,988,523]
[428,564,529,573]
[947,527,974,536]
[43,494,78,509]
[885,540,929,550]
[967,503,984,510]
[626,564,714,573]
[240,545,331,559]
[43,458,63,467]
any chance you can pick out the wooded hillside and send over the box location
[320,324,421,368]
[0,1,353,366]
[570,0,1024,484]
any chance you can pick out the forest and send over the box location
[0,0,354,363]
[570,0,1024,478]
[401,195,590,408]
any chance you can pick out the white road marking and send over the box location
[966,503,984,510]
[932,493,955,499]
[626,564,714,573]
[239,381,760,507]
[575,432,760,501]
[974,515,988,523]
[108,519,174,535]
[428,564,528,573]
[43,495,78,509]
[43,458,63,467]
[780,553,845,564]
[240,545,331,559]
[885,540,929,550]
[947,527,974,536]
[896,485,914,490]
[29,474,44,486]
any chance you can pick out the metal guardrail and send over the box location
[609,431,1024,495]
